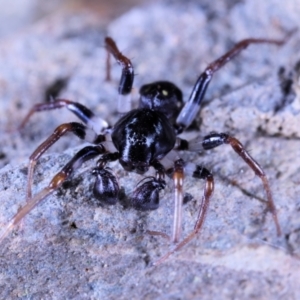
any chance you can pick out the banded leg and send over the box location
[176,132,281,235]
[26,122,107,199]
[155,163,214,265]
[105,37,134,114]
[18,98,108,134]
[0,145,104,244]
[176,33,293,131]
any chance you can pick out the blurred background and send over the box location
[0,0,150,38]
[0,1,299,299]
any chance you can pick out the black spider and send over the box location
[0,33,291,263]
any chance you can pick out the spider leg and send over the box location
[177,133,281,236]
[0,145,104,244]
[26,122,109,199]
[154,163,214,265]
[148,157,188,242]
[172,159,184,243]
[176,33,293,131]
[18,98,108,134]
[105,37,134,114]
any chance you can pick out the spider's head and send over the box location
[119,159,149,174]
[139,81,183,120]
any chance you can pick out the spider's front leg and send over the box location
[170,159,214,243]
[177,132,281,236]
[154,160,214,265]
[204,132,281,235]
[0,145,104,244]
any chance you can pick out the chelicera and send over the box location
[0,33,292,263]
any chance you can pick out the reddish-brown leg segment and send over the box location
[224,135,281,235]
[172,159,184,243]
[105,37,134,114]
[155,164,214,265]
[26,122,104,199]
[175,132,281,236]
[176,31,295,130]
[105,37,134,95]
[18,99,108,134]
[0,145,104,244]
[195,132,281,235]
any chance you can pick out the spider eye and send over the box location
[135,164,149,174]
[119,159,133,171]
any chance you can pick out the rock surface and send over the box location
[0,0,300,299]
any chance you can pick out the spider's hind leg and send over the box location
[176,34,293,131]
[105,37,134,114]
[18,99,109,134]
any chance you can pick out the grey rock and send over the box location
[0,0,300,299]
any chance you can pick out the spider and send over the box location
[0,32,292,264]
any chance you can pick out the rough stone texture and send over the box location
[0,1,300,299]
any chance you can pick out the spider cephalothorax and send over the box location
[0,32,293,263]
